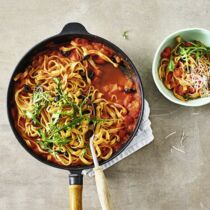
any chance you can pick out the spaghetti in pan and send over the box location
[12,38,141,166]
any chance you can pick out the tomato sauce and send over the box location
[92,63,141,150]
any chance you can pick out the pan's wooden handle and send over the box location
[69,174,83,210]
[69,185,82,210]
[94,166,114,210]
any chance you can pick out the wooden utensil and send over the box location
[90,135,114,210]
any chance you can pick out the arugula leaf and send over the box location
[79,94,91,116]
[167,56,175,72]
[90,117,108,125]
[53,78,80,117]
[80,148,87,157]
[53,77,62,96]
[34,103,42,116]
[37,129,47,141]
[122,31,129,40]
[25,89,50,124]
[32,91,49,104]
[63,95,79,117]
[53,77,60,84]
[37,129,69,146]
[48,116,84,139]
[50,133,69,146]
[183,94,190,100]
[178,43,210,72]
[51,113,60,125]
[25,111,40,125]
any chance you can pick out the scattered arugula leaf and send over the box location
[122,31,129,40]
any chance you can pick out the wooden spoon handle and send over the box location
[94,166,114,210]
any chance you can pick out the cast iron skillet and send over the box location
[7,22,144,210]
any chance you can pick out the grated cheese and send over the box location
[185,58,210,97]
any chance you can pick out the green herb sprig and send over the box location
[33,77,108,155]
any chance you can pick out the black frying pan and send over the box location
[7,22,144,210]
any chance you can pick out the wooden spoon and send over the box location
[89,134,114,210]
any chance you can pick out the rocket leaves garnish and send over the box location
[25,111,41,125]
[24,87,50,124]
[24,77,108,153]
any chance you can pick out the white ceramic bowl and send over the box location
[152,28,210,107]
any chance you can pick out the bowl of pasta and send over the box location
[152,28,210,106]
